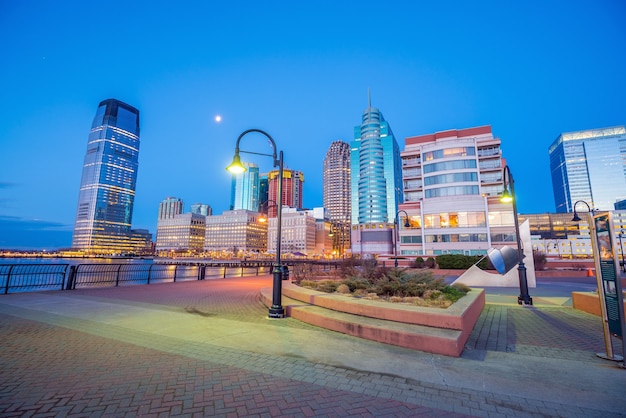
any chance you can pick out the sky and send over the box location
[1,0,625,250]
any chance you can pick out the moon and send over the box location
[215,115,222,123]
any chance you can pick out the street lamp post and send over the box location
[394,210,410,268]
[500,165,533,305]
[227,129,285,318]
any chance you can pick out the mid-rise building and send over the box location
[323,140,351,256]
[155,213,206,255]
[549,126,626,212]
[397,125,514,257]
[190,203,212,216]
[230,162,260,211]
[158,197,184,220]
[204,210,267,255]
[72,98,144,255]
[267,169,304,217]
[350,96,403,256]
[267,208,316,255]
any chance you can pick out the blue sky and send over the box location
[1,0,625,250]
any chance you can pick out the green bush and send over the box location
[413,256,425,268]
[425,257,436,268]
[296,265,470,306]
[316,280,340,293]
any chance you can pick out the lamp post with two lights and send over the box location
[227,129,285,319]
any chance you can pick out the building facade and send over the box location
[549,126,626,212]
[521,210,626,260]
[190,203,212,216]
[230,162,260,211]
[350,97,403,256]
[158,197,184,220]
[155,213,206,255]
[204,210,268,255]
[267,169,304,217]
[72,98,144,255]
[397,126,515,257]
[323,140,351,255]
[267,208,317,255]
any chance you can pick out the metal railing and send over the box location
[0,260,337,294]
[1,264,69,294]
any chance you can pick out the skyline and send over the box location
[1,1,625,250]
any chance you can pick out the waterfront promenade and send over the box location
[1,275,625,417]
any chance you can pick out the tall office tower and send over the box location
[230,162,260,211]
[72,98,141,254]
[258,174,269,210]
[190,203,212,216]
[267,169,304,217]
[159,197,184,220]
[350,96,403,225]
[398,125,513,257]
[350,95,403,255]
[323,141,351,254]
[549,126,626,212]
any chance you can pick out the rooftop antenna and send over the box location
[368,88,371,108]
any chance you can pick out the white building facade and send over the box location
[398,126,516,257]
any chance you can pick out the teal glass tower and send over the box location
[350,96,403,225]
[549,126,626,212]
[72,99,141,253]
[230,162,260,211]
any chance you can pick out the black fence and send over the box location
[0,261,337,294]
[1,264,69,294]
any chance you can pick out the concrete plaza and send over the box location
[0,275,625,417]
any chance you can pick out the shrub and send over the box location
[295,265,470,307]
[413,256,425,268]
[336,284,351,294]
[425,257,436,268]
[316,280,340,293]
[533,251,547,270]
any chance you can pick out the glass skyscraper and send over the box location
[349,96,403,256]
[230,162,260,211]
[549,126,626,212]
[72,98,141,254]
[323,141,351,254]
[350,98,402,225]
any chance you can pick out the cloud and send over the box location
[0,216,72,250]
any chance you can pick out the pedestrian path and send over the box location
[0,276,625,417]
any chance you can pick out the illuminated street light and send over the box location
[501,165,533,305]
[394,210,410,268]
[227,129,285,319]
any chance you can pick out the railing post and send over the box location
[66,265,77,290]
[173,265,178,282]
[116,264,122,287]
[199,265,205,280]
[223,267,227,278]
[4,265,15,294]
[147,264,153,284]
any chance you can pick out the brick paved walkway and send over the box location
[1,277,625,417]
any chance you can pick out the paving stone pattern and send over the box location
[0,278,624,417]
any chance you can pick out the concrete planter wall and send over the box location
[260,282,485,357]
[572,291,626,316]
